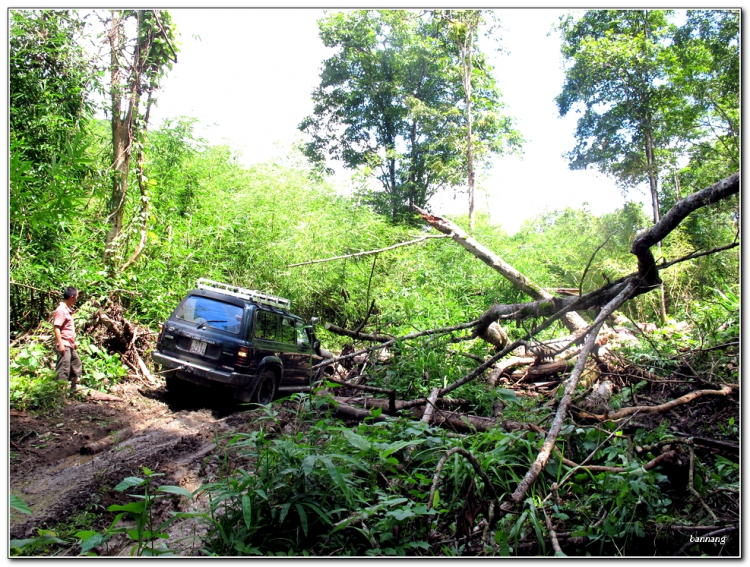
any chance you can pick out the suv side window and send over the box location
[280,318,297,344]
[255,310,279,341]
[296,326,311,348]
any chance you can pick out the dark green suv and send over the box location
[152,279,324,404]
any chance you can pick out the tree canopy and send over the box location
[300,10,522,222]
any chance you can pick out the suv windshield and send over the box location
[175,296,243,334]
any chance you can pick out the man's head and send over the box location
[63,286,78,306]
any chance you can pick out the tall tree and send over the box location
[556,10,699,323]
[103,9,178,270]
[300,10,521,223]
[670,9,739,185]
[436,10,483,231]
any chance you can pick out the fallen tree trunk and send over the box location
[576,384,734,421]
[328,396,540,434]
[631,172,739,288]
[514,358,578,382]
[412,204,588,334]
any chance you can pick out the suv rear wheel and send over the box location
[253,368,277,405]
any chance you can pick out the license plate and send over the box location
[189,339,207,355]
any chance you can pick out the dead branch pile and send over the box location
[308,172,739,530]
[82,293,160,388]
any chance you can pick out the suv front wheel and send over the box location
[253,368,277,405]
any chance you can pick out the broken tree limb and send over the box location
[473,173,740,343]
[631,172,739,287]
[543,507,564,556]
[329,396,534,433]
[501,279,636,513]
[427,447,498,511]
[412,204,588,334]
[78,387,125,402]
[324,401,388,423]
[287,234,448,267]
[576,384,734,421]
[422,387,441,424]
[557,450,678,476]
[400,286,613,411]
[494,356,535,376]
[516,358,579,382]
[135,351,156,383]
[659,241,739,271]
[324,323,392,343]
[325,378,397,415]
[312,320,479,370]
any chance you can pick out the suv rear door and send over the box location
[161,292,247,372]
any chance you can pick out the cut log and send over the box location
[81,427,134,455]
[478,321,508,350]
[79,387,124,402]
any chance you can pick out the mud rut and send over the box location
[10,380,264,555]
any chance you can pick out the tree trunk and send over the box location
[104,10,131,268]
[120,91,154,272]
[412,205,589,333]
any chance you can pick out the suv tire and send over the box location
[253,368,277,405]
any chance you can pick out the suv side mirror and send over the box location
[310,317,320,325]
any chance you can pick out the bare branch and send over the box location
[412,204,588,333]
[324,323,391,343]
[579,231,616,297]
[427,447,497,511]
[659,242,739,271]
[501,279,636,512]
[288,234,448,267]
[576,384,734,421]
[312,320,479,370]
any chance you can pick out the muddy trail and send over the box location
[9,378,268,554]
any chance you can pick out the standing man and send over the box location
[53,286,82,392]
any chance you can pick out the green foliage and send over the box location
[76,466,200,556]
[9,338,66,411]
[9,307,128,411]
[200,398,538,556]
[557,10,694,188]
[10,10,95,166]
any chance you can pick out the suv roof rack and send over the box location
[196,278,291,310]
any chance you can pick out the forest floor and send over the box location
[9,378,276,556]
[9,364,739,556]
